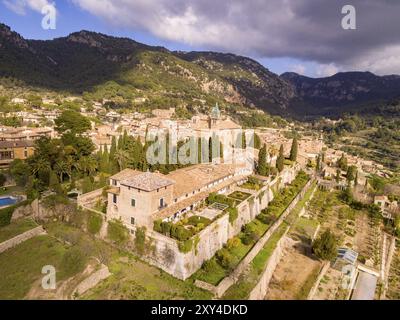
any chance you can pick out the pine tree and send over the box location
[354,171,358,186]
[257,144,268,176]
[276,144,284,172]
[289,136,298,162]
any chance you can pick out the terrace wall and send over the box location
[0,226,45,254]
[248,233,291,300]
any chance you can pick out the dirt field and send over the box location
[266,242,321,300]
[312,268,347,300]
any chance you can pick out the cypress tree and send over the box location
[257,144,268,176]
[110,136,117,158]
[316,155,321,172]
[289,136,298,162]
[117,135,123,150]
[100,145,110,173]
[276,144,284,172]
[336,169,341,183]
[254,133,261,149]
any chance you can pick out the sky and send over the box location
[1,0,400,78]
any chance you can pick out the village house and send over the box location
[374,195,399,219]
[0,126,54,141]
[0,140,35,168]
[106,163,251,228]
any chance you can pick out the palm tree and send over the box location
[31,158,51,176]
[79,156,98,176]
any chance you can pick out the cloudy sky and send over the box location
[1,0,399,77]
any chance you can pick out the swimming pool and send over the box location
[0,196,18,207]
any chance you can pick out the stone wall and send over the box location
[248,233,291,300]
[77,188,104,208]
[0,226,45,254]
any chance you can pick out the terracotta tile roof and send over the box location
[153,174,247,221]
[0,140,35,148]
[167,163,247,198]
[121,172,175,192]
[110,168,142,181]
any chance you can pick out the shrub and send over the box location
[202,259,219,273]
[135,226,146,254]
[170,225,192,241]
[178,239,193,253]
[226,237,241,250]
[61,247,86,276]
[241,224,260,245]
[187,215,211,227]
[153,219,162,233]
[87,212,103,235]
[0,205,15,227]
[107,219,129,244]
[216,248,236,270]
[227,207,238,224]
[0,173,6,187]
[161,222,172,236]
[256,213,276,225]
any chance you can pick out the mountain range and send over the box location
[1,22,399,119]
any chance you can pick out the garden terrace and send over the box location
[191,171,310,286]
[387,241,400,300]
[222,223,289,299]
[153,215,212,243]
[239,176,264,191]
[0,218,38,243]
[227,191,251,202]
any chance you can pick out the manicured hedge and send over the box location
[0,205,15,227]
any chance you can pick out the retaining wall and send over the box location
[0,226,45,253]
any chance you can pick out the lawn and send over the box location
[292,217,320,240]
[45,222,212,300]
[228,191,251,202]
[83,257,212,300]
[0,218,38,243]
[0,235,79,299]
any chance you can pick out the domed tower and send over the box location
[209,103,221,129]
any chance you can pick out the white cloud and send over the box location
[349,45,400,76]
[3,0,54,15]
[316,63,339,77]
[291,64,306,75]
[69,0,400,76]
